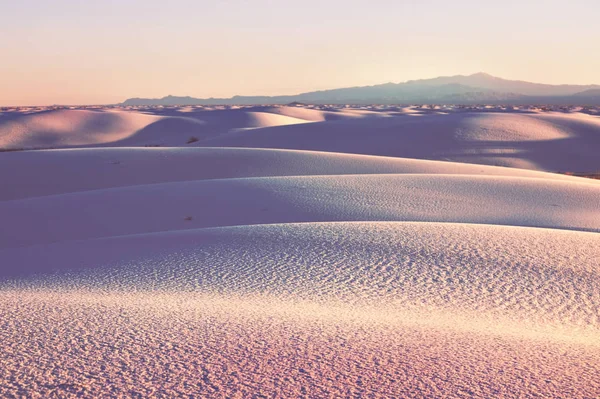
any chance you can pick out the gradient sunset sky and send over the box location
[2,0,599,105]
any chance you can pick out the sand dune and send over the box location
[1,174,598,248]
[0,107,314,150]
[3,106,600,173]
[2,291,598,398]
[243,111,312,128]
[1,222,599,397]
[0,108,221,148]
[202,110,600,172]
[1,147,590,201]
[259,105,369,121]
[3,222,599,328]
[0,109,161,149]
[2,104,600,398]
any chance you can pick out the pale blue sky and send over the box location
[1,0,599,105]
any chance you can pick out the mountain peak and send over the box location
[470,72,495,78]
[122,74,600,106]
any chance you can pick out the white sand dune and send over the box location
[3,222,598,327]
[2,106,600,172]
[2,105,600,398]
[1,147,590,201]
[2,292,598,398]
[1,222,599,397]
[1,174,599,249]
[0,109,162,149]
[0,108,222,148]
[202,109,600,172]
[0,107,314,150]
[243,111,312,128]
[260,105,368,121]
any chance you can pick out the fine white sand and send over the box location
[2,105,600,172]
[201,109,600,172]
[1,104,599,398]
[0,108,311,150]
[1,223,599,397]
[0,147,591,200]
[1,174,599,249]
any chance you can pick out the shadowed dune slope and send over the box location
[0,147,590,200]
[0,174,599,248]
[0,107,313,150]
[201,111,600,172]
[2,107,600,172]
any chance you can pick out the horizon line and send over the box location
[2,72,600,107]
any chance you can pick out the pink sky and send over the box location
[1,0,599,105]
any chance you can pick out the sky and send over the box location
[1,0,599,105]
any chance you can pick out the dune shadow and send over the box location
[199,112,600,172]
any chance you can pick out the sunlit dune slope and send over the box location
[0,109,162,148]
[1,147,590,200]
[1,174,599,248]
[0,108,313,150]
[3,222,599,331]
[1,222,599,398]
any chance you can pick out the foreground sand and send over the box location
[2,291,599,398]
[1,106,599,398]
[1,223,599,398]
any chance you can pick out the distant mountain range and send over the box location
[122,73,600,106]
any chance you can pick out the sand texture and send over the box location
[1,105,599,398]
[3,105,600,172]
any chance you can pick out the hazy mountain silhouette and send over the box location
[571,88,600,98]
[404,72,599,96]
[122,73,600,105]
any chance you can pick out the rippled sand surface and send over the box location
[2,290,599,398]
[1,222,599,398]
[1,106,599,398]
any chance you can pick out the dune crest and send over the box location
[2,147,593,201]
[3,105,600,173]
